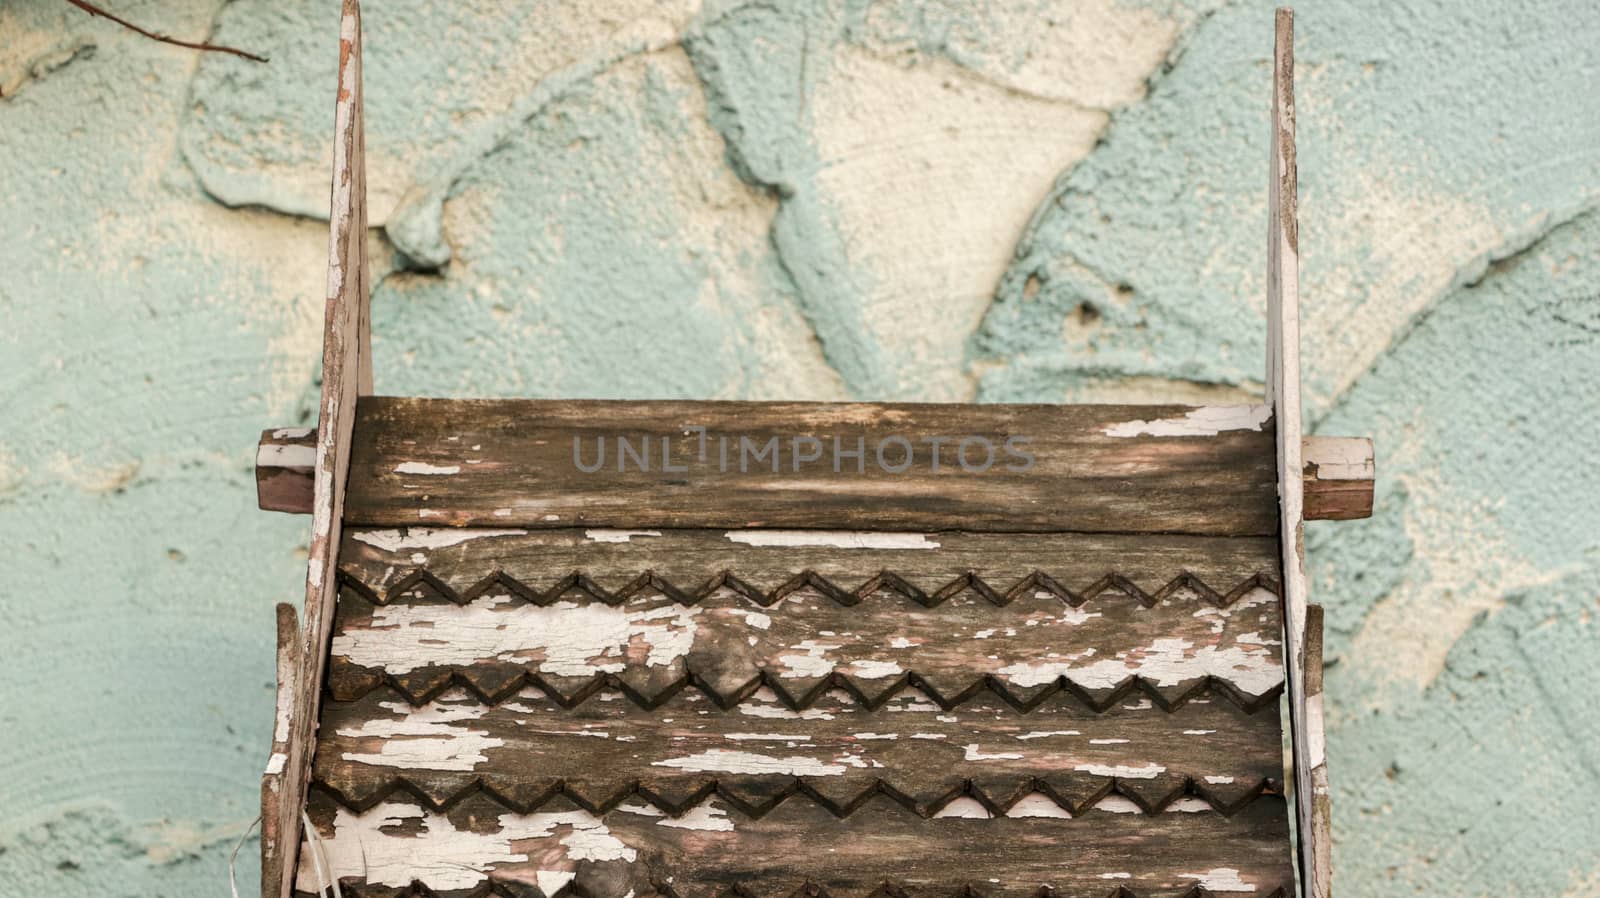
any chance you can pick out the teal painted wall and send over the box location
[2,1,1597,895]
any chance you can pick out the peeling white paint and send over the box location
[331,595,699,675]
[724,530,940,550]
[1102,404,1269,438]
[933,796,992,818]
[1179,868,1256,892]
[964,744,1025,761]
[657,802,735,832]
[1005,793,1072,818]
[296,803,634,892]
[257,441,316,469]
[848,659,904,679]
[584,529,662,543]
[338,692,503,772]
[394,461,462,475]
[1016,730,1080,740]
[352,527,527,553]
[997,634,1283,695]
[652,748,846,776]
[1074,762,1166,779]
[729,608,772,630]
[777,640,843,678]
[1204,775,1235,784]
[1090,795,1145,814]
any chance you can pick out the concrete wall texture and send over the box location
[1,0,1597,895]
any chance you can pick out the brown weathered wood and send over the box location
[315,684,1283,817]
[259,603,299,893]
[256,427,316,514]
[260,423,1370,521]
[1266,9,1331,898]
[326,575,1285,706]
[342,397,1280,535]
[326,527,1284,709]
[337,527,1277,606]
[295,788,1295,898]
[1303,435,1374,520]
[269,3,372,897]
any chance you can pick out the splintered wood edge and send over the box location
[266,2,371,897]
[1267,9,1332,898]
[259,603,298,887]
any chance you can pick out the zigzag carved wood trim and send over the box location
[295,879,1291,898]
[338,568,1281,610]
[326,665,1285,712]
[308,773,1278,820]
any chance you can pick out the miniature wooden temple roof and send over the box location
[255,6,1366,898]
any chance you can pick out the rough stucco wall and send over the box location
[0,0,1596,895]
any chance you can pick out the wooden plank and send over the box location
[268,3,372,896]
[294,789,1295,898]
[259,603,299,889]
[325,528,1285,710]
[261,425,1369,519]
[337,527,1279,607]
[314,684,1284,817]
[1266,9,1331,898]
[1303,435,1374,520]
[257,427,316,514]
[341,398,1281,536]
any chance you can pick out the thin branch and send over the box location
[63,0,268,63]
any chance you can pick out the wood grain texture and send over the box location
[269,3,372,896]
[1302,435,1374,521]
[326,528,1285,710]
[257,426,316,514]
[1266,9,1331,898]
[293,790,1295,898]
[313,684,1283,817]
[340,398,1280,535]
[260,425,1368,520]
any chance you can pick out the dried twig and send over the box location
[63,0,268,63]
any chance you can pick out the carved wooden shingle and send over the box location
[257,6,1366,898]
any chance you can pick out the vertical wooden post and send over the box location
[261,2,371,896]
[1266,8,1332,898]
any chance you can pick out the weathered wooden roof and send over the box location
[282,398,1295,897]
[259,7,1356,898]
[301,537,1295,895]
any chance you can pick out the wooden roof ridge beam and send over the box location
[256,423,1373,521]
